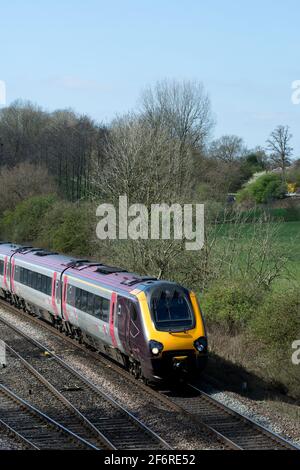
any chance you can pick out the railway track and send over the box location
[164,384,299,450]
[0,299,299,451]
[0,314,171,450]
[0,383,99,450]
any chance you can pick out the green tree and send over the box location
[237,173,287,204]
[0,195,57,242]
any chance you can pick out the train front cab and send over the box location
[134,282,207,382]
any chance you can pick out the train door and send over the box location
[115,296,142,357]
[50,273,60,318]
[115,295,130,354]
[54,276,61,318]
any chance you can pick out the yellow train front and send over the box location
[129,281,207,382]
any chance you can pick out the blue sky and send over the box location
[1,0,299,155]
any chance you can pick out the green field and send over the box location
[214,220,300,287]
[275,221,300,284]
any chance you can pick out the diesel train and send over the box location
[0,242,208,382]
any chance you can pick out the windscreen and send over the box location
[148,284,195,331]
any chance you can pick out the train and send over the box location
[0,242,208,382]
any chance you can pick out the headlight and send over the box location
[149,340,164,356]
[194,336,207,353]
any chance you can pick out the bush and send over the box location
[0,195,57,242]
[201,280,266,332]
[0,196,94,258]
[249,287,300,397]
[0,163,57,215]
[250,288,300,350]
[37,201,94,256]
[237,173,287,204]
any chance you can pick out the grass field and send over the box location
[205,220,300,399]
[275,221,300,284]
[214,220,300,286]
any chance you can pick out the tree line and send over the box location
[0,100,108,201]
[0,80,294,210]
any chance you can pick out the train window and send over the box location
[30,271,35,289]
[47,277,52,295]
[14,265,20,281]
[22,269,29,285]
[56,280,61,303]
[101,298,110,322]
[150,288,194,331]
[75,288,81,309]
[86,292,95,315]
[73,287,110,322]
[0,260,4,276]
[27,270,32,287]
[37,273,42,291]
[94,295,101,318]
[31,272,35,289]
[67,285,75,306]
[16,267,52,295]
[41,275,46,293]
[35,273,39,290]
[81,289,88,311]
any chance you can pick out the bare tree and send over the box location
[92,114,194,205]
[90,113,196,279]
[0,101,106,202]
[266,125,293,177]
[209,135,247,163]
[140,79,214,151]
[0,162,56,213]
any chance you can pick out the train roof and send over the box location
[0,243,174,295]
[0,242,23,255]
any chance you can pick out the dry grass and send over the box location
[206,324,300,401]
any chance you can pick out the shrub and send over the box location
[0,196,94,258]
[201,280,266,332]
[37,201,94,256]
[250,287,300,350]
[0,195,57,242]
[237,173,287,204]
[0,163,57,215]
[248,287,300,397]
